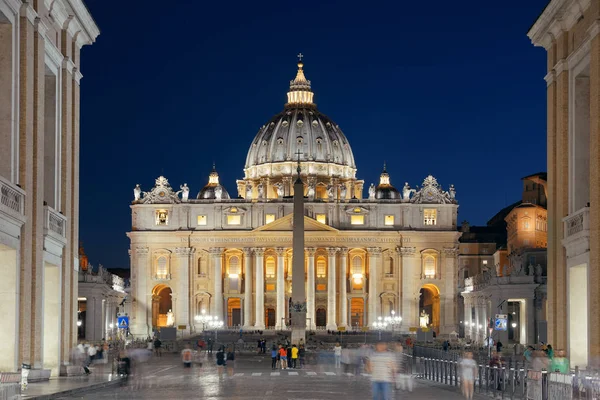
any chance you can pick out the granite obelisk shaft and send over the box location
[291,165,306,345]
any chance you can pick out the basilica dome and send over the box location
[197,166,230,200]
[243,59,357,182]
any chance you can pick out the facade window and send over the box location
[227,215,241,225]
[350,215,365,225]
[197,215,207,226]
[384,215,394,226]
[157,256,168,279]
[316,213,327,224]
[424,209,437,225]
[316,284,326,292]
[265,214,276,224]
[482,260,488,266]
[156,210,168,225]
[423,255,436,278]
[351,256,364,290]
[266,283,275,292]
[523,220,530,229]
[228,256,240,278]
[265,257,275,278]
[316,258,326,278]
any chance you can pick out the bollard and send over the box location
[510,367,515,399]
[453,361,458,386]
[21,363,31,391]
[478,365,484,393]
[502,366,507,398]
[493,366,499,395]
[541,370,548,400]
[444,360,448,385]
[520,368,526,399]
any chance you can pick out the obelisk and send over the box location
[291,151,306,345]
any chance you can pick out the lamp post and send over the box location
[209,319,224,343]
[384,310,402,335]
[373,317,388,341]
[194,310,215,332]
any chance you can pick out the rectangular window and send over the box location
[384,215,394,226]
[197,215,207,226]
[350,215,365,225]
[156,210,168,226]
[316,284,327,292]
[424,209,437,225]
[316,213,327,224]
[266,284,275,292]
[227,215,241,225]
[316,260,326,278]
[265,213,275,224]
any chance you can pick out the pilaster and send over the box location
[306,248,316,330]
[253,247,265,329]
[174,247,193,334]
[243,247,253,329]
[339,247,348,328]
[367,247,381,326]
[210,247,224,322]
[275,247,286,329]
[326,247,337,330]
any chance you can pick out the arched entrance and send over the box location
[419,284,440,333]
[350,298,364,328]
[266,308,276,327]
[152,284,172,328]
[316,308,326,327]
[227,298,241,327]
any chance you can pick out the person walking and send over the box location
[459,351,478,400]
[153,338,162,357]
[181,344,193,368]
[334,342,342,369]
[298,345,306,369]
[271,345,278,370]
[366,341,396,400]
[394,343,413,392]
[207,338,214,354]
[291,344,299,369]
[279,345,288,370]
[226,347,235,376]
[216,347,226,376]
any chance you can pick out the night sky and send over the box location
[79,0,549,269]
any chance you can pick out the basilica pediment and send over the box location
[253,214,338,232]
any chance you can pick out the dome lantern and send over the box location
[375,162,400,200]
[287,53,314,106]
[197,164,230,200]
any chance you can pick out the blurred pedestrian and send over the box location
[550,350,569,373]
[271,345,278,370]
[394,343,413,392]
[216,347,226,376]
[181,344,193,368]
[366,341,396,400]
[153,337,162,357]
[298,345,306,369]
[334,342,342,368]
[459,351,477,400]
[291,344,299,369]
[226,347,235,376]
[279,345,288,370]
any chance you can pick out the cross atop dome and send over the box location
[287,54,314,106]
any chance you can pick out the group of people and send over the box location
[523,343,569,373]
[271,344,305,369]
[74,341,110,374]
[363,341,414,400]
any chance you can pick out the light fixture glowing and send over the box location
[77,320,82,327]
[229,273,239,279]
[109,323,114,329]
[512,322,517,328]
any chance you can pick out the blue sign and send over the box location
[117,316,129,329]
[494,314,507,331]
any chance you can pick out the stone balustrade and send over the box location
[0,175,25,219]
[44,205,67,239]
[563,206,589,240]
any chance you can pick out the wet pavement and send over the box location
[54,352,487,399]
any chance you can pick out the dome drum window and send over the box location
[297,136,304,144]
[277,138,284,145]
[282,121,289,127]
[316,137,323,144]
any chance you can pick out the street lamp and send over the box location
[511,322,517,328]
[77,320,82,327]
[373,317,388,340]
[384,310,402,334]
[208,319,224,343]
[194,310,216,332]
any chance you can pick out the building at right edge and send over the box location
[528,0,598,369]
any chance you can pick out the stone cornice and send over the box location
[62,57,75,73]
[588,19,600,40]
[174,247,194,256]
[35,17,49,36]
[73,68,83,84]
[544,71,556,86]
[4,0,21,15]
[45,0,69,29]
[528,0,591,48]
[45,38,64,71]
[65,0,100,45]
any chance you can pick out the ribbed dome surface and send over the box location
[245,107,356,170]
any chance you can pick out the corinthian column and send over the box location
[399,246,417,330]
[326,247,338,330]
[367,247,382,326]
[132,247,149,337]
[306,248,316,330]
[243,248,253,329]
[254,248,265,329]
[339,248,348,328]
[276,247,286,329]
[210,248,224,322]
[175,247,194,334]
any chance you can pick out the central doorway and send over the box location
[227,298,241,327]
[350,298,364,328]
[266,308,276,327]
[419,284,440,333]
[152,284,172,328]
[316,308,326,327]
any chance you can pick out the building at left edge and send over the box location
[0,0,98,375]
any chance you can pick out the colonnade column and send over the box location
[276,248,286,329]
[132,246,149,337]
[306,248,316,330]
[326,247,338,330]
[175,247,193,333]
[399,247,417,330]
[243,248,253,329]
[254,248,265,329]
[210,248,224,322]
[367,247,381,326]
[339,248,348,328]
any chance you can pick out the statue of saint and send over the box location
[327,184,335,201]
[419,310,430,328]
[214,185,223,200]
[307,182,315,201]
[166,309,174,327]
[528,263,534,276]
[274,182,284,198]
[133,184,142,201]
[339,183,347,201]
[257,182,264,200]
[448,184,456,200]
[402,182,415,202]
[535,264,543,277]
[180,183,189,202]
[368,183,376,200]
[245,183,253,200]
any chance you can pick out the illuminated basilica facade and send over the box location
[128,59,461,337]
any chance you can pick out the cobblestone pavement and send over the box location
[57,353,486,399]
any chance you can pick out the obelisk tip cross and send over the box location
[295,149,302,183]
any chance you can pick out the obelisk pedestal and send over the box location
[290,157,306,345]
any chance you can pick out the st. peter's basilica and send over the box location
[127,58,461,337]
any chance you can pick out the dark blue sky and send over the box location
[79,0,549,268]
